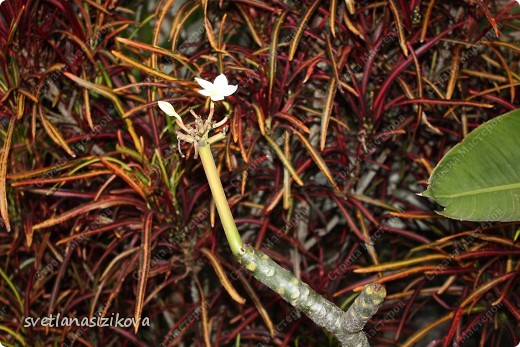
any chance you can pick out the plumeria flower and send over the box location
[195,74,237,101]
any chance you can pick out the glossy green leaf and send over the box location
[423,109,520,221]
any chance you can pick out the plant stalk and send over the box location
[198,144,242,255]
[194,114,385,346]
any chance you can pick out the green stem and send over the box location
[198,144,242,255]
[193,111,385,347]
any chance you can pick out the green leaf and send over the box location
[423,109,520,222]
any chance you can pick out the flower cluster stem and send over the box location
[198,144,242,255]
[189,107,385,347]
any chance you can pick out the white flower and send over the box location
[195,74,237,101]
[157,101,182,122]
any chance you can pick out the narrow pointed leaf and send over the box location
[38,106,76,158]
[329,0,337,37]
[98,157,149,201]
[345,0,355,14]
[134,211,153,333]
[236,4,264,47]
[64,72,143,154]
[200,248,246,304]
[111,50,180,82]
[268,11,287,105]
[264,134,304,186]
[387,0,408,57]
[116,37,198,75]
[151,0,178,69]
[32,198,142,230]
[0,117,15,231]
[320,77,337,151]
[288,0,320,61]
[202,0,219,52]
[293,131,338,190]
[235,270,276,337]
[82,71,93,129]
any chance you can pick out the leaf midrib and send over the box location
[435,182,520,198]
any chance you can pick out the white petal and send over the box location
[157,101,181,121]
[222,84,238,96]
[197,89,214,97]
[158,101,175,115]
[210,95,225,101]
[213,74,229,89]
[195,77,214,90]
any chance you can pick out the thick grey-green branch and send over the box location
[237,244,386,347]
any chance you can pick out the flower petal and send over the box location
[213,74,229,89]
[195,77,214,90]
[197,89,214,97]
[210,95,225,101]
[157,101,181,121]
[196,74,237,101]
[222,84,238,96]
[158,101,175,115]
